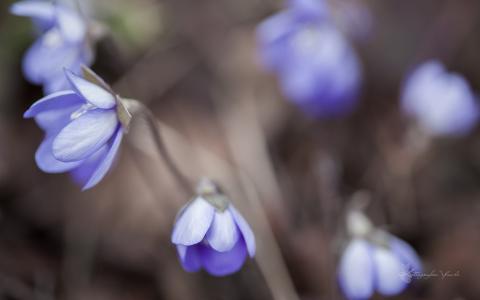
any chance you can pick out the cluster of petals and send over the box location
[171,196,255,276]
[256,0,362,117]
[338,210,422,299]
[24,68,123,190]
[338,234,422,299]
[401,60,479,136]
[11,1,94,93]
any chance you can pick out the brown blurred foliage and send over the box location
[0,0,480,299]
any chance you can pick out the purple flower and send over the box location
[338,210,422,300]
[171,184,255,276]
[401,60,479,136]
[338,235,422,300]
[24,67,124,190]
[256,0,362,117]
[11,1,94,93]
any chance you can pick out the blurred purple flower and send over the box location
[256,0,362,117]
[338,210,422,300]
[338,235,422,300]
[401,60,479,136]
[11,1,94,93]
[24,68,123,190]
[172,196,255,276]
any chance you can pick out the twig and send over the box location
[127,101,195,197]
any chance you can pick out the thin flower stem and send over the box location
[131,101,194,197]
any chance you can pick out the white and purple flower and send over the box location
[24,67,126,190]
[401,60,479,136]
[11,0,94,93]
[338,210,422,299]
[172,180,255,276]
[256,0,362,117]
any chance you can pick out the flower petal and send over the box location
[338,239,374,300]
[256,11,295,71]
[65,70,116,109]
[22,28,89,87]
[35,135,83,173]
[289,0,329,20]
[373,246,409,296]
[390,237,422,274]
[229,205,255,257]
[70,144,109,187]
[206,209,240,252]
[43,46,94,94]
[43,74,71,94]
[24,90,82,119]
[177,245,202,273]
[22,29,65,84]
[171,197,215,246]
[52,109,118,162]
[82,127,123,190]
[198,237,248,276]
[10,1,55,29]
[56,6,86,43]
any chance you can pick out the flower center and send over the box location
[203,194,230,212]
[70,103,97,120]
[196,178,230,212]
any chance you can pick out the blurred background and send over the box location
[1,0,480,299]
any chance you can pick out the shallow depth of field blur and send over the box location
[1,0,480,299]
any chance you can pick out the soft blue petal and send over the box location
[34,105,78,134]
[373,246,409,296]
[171,197,215,246]
[229,205,255,257]
[70,144,109,187]
[24,90,82,119]
[22,28,88,86]
[35,135,84,173]
[43,46,94,94]
[43,73,71,94]
[10,1,55,30]
[390,237,422,274]
[206,209,240,252]
[198,237,248,276]
[65,70,116,109]
[82,127,123,190]
[177,245,202,273]
[22,28,66,84]
[52,109,118,162]
[289,0,329,20]
[56,5,86,43]
[256,12,296,71]
[22,28,92,90]
[338,239,374,300]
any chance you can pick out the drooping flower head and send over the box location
[171,178,256,276]
[401,60,479,136]
[11,1,95,93]
[338,210,422,300]
[24,66,130,190]
[256,0,362,117]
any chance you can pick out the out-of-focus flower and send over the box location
[338,210,422,300]
[256,0,362,117]
[171,179,255,276]
[24,67,126,190]
[401,60,479,136]
[11,1,94,93]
